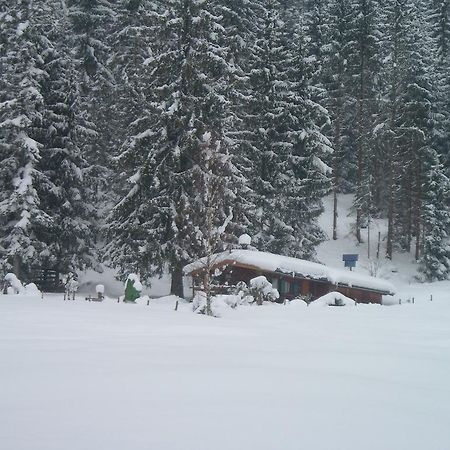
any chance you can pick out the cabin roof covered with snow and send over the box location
[184,249,395,295]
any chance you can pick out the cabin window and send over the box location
[279,279,290,294]
[292,281,300,296]
[271,278,278,290]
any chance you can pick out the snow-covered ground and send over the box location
[1,288,450,450]
[2,194,449,449]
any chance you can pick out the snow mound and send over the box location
[4,273,41,296]
[287,298,308,308]
[23,283,41,296]
[310,292,356,307]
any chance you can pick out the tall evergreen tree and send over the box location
[242,0,331,258]
[38,2,95,273]
[107,0,247,296]
[0,0,50,278]
[322,0,354,239]
[66,0,117,218]
[427,1,450,170]
[348,0,382,243]
[419,148,450,281]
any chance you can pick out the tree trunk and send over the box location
[355,57,365,245]
[204,270,212,316]
[414,165,422,261]
[170,264,184,298]
[333,187,338,241]
[13,254,21,279]
[332,107,341,241]
[387,158,394,260]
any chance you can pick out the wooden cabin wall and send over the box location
[192,265,384,304]
[336,286,382,304]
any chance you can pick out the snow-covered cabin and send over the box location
[184,250,395,304]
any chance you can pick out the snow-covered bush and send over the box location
[4,273,24,294]
[192,291,220,317]
[310,292,355,307]
[238,276,280,306]
[3,273,41,296]
[124,274,143,302]
[192,291,244,317]
[192,291,207,314]
[214,294,246,309]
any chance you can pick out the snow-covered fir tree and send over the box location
[38,2,95,273]
[66,0,117,223]
[419,148,450,281]
[242,0,331,259]
[348,0,382,243]
[0,1,95,278]
[107,0,247,296]
[427,1,450,171]
[0,0,50,278]
[321,0,354,239]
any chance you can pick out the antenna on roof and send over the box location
[238,234,252,250]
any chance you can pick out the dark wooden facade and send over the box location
[189,261,384,304]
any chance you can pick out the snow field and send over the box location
[1,289,450,450]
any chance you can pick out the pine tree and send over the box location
[243,0,331,258]
[348,0,382,243]
[38,2,95,273]
[378,0,437,259]
[0,0,51,278]
[107,0,246,296]
[427,1,450,170]
[379,0,413,258]
[322,0,354,239]
[66,0,117,225]
[419,149,450,281]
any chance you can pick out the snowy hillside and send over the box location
[1,291,450,450]
[317,194,421,285]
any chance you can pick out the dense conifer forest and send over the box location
[1,0,450,293]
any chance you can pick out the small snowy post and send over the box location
[124,274,142,303]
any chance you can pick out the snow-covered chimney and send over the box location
[238,233,252,249]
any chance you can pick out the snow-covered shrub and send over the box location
[4,273,24,294]
[192,291,221,317]
[24,283,41,296]
[310,292,355,307]
[239,276,280,306]
[214,294,245,309]
[3,274,41,296]
[124,274,143,302]
[192,291,207,314]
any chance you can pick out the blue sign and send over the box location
[343,254,358,270]
[342,254,359,262]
